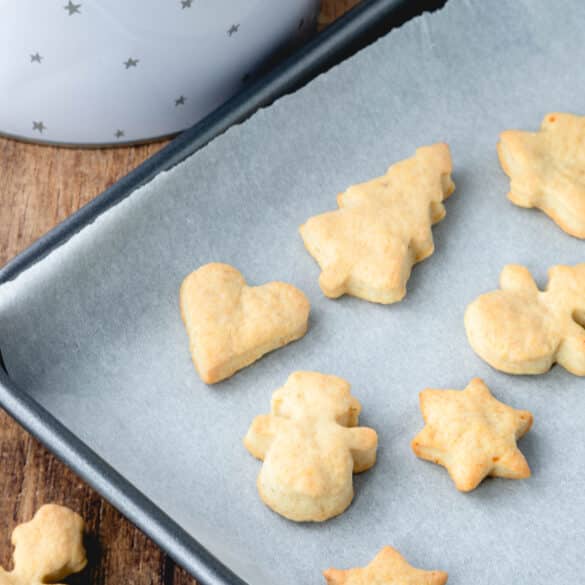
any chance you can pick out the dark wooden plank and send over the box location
[0,1,361,581]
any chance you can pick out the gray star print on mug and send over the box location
[124,57,139,69]
[32,121,46,133]
[227,24,240,36]
[64,1,81,15]
[30,52,43,63]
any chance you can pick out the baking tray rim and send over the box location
[0,1,445,582]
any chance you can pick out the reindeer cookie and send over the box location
[0,504,87,585]
[465,264,585,375]
[498,113,585,238]
[411,378,533,492]
[180,263,310,384]
[244,371,378,522]
[324,546,448,585]
[299,143,454,303]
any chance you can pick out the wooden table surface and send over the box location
[0,1,359,582]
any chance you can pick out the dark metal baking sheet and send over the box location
[0,2,445,582]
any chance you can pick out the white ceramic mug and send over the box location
[0,0,320,145]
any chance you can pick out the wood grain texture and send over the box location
[0,0,360,582]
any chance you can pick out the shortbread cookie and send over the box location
[299,143,454,303]
[324,546,448,585]
[465,264,585,375]
[0,504,87,585]
[498,113,585,238]
[411,378,533,492]
[180,263,310,384]
[244,371,378,522]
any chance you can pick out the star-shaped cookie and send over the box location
[323,546,448,585]
[498,112,585,238]
[0,504,86,585]
[180,263,310,384]
[299,143,454,304]
[411,378,533,492]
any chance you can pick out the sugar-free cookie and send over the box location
[299,144,454,303]
[244,371,378,522]
[411,378,533,492]
[180,263,310,384]
[465,264,585,375]
[498,113,585,238]
[0,504,87,585]
[324,546,448,585]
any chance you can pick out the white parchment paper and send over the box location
[1,0,584,582]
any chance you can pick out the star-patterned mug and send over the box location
[0,0,320,145]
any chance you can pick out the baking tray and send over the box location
[0,1,447,583]
[3,0,585,581]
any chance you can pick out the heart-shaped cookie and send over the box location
[180,263,310,384]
